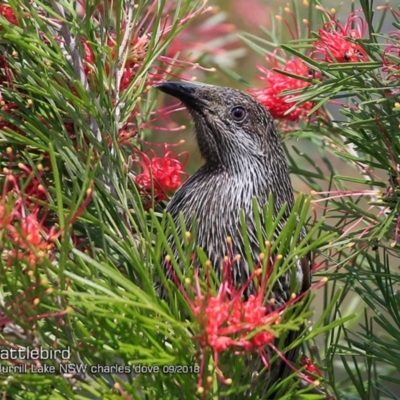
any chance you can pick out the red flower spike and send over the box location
[313,9,368,63]
[134,143,188,202]
[178,256,279,386]
[0,5,19,26]
[164,240,328,393]
[250,56,314,121]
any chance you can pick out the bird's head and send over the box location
[155,81,285,172]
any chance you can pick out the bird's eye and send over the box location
[230,106,247,122]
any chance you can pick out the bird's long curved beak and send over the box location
[154,81,209,109]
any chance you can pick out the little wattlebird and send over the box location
[154,81,311,395]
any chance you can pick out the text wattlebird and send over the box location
[154,81,311,395]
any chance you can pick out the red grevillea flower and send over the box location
[250,56,314,121]
[0,5,19,26]
[313,8,368,63]
[134,142,188,202]
[192,267,279,357]
[173,250,280,388]
[166,237,328,393]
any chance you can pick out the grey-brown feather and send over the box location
[155,82,311,394]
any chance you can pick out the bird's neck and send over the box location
[198,156,294,212]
